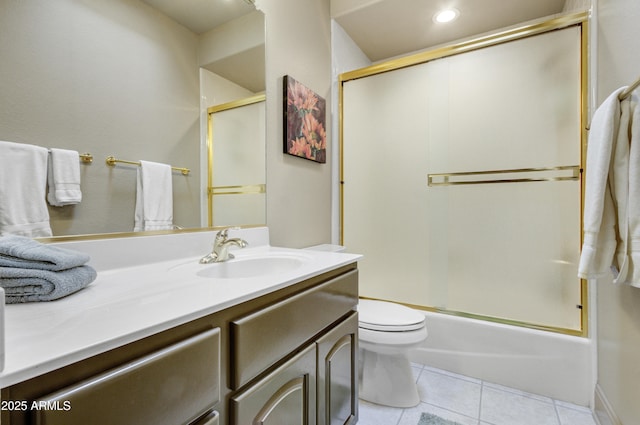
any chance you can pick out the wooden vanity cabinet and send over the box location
[1,263,359,425]
[228,312,358,425]
[229,268,359,425]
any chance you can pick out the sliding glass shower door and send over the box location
[341,23,584,332]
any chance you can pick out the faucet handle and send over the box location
[216,226,240,238]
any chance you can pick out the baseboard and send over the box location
[594,384,622,425]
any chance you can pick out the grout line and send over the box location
[552,399,563,425]
[478,380,484,423]
[396,407,406,425]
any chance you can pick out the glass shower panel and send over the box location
[425,27,582,330]
[342,63,437,306]
[342,25,583,331]
[212,101,265,188]
[210,101,266,226]
[441,181,581,329]
[211,193,266,227]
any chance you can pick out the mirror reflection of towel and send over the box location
[0,141,52,237]
[47,148,82,206]
[134,160,174,231]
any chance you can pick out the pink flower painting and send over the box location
[284,75,327,163]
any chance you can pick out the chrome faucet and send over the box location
[200,228,248,264]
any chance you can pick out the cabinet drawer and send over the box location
[190,409,219,425]
[231,269,358,388]
[34,328,221,425]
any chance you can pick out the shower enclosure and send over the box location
[207,94,266,227]
[340,15,587,335]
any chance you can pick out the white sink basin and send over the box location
[164,250,313,280]
[197,254,307,279]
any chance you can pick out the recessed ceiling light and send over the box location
[433,8,460,24]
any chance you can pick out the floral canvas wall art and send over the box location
[284,75,327,163]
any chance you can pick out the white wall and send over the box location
[330,21,371,244]
[256,0,334,248]
[594,1,640,423]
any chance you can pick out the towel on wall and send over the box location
[625,93,640,286]
[0,265,97,303]
[47,148,82,206]
[578,87,640,288]
[133,160,174,231]
[0,234,90,271]
[0,141,52,237]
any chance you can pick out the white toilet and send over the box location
[357,299,428,408]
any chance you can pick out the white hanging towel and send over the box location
[47,148,82,206]
[0,141,52,237]
[623,91,640,287]
[133,160,174,231]
[578,87,640,287]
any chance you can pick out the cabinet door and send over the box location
[316,312,358,425]
[230,344,316,425]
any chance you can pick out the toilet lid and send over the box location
[358,299,426,332]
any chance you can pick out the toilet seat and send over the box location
[358,299,425,332]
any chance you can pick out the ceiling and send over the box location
[331,0,575,62]
[141,0,256,34]
[141,0,265,92]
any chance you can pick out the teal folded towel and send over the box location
[0,265,97,303]
[0,235,90,271]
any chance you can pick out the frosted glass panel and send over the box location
[212,102,265,186]
[436,181,581,329]
[212,193,266,227]
[342,26,583,331]
[343,63,435,305]
[210,100,265,226]
[429,28,581,172]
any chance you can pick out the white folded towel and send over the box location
[47,148,82,206]
[134,160,174,231]
[0,141,52,237]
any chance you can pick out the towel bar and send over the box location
[427,165,580,187]
[105,156,190,175]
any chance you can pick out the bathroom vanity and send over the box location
[0,228,360,425]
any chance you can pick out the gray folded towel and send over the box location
[0,265,97,303]
[0,235,90,271]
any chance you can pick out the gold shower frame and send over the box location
[338,11,590,337]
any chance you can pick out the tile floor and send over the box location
[358,363,597,425]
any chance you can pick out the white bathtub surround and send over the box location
[409,311,593,407]
[0,227,361,387]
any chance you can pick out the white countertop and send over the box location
[0,228,361,388]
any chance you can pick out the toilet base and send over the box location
[358,348,420,408]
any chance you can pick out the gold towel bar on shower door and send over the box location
[105,156,190,175]
[427,165,581,187]
[208,184,266,195]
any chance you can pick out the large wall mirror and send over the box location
[0,0,265,238]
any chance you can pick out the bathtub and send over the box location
[408,311,594,406]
